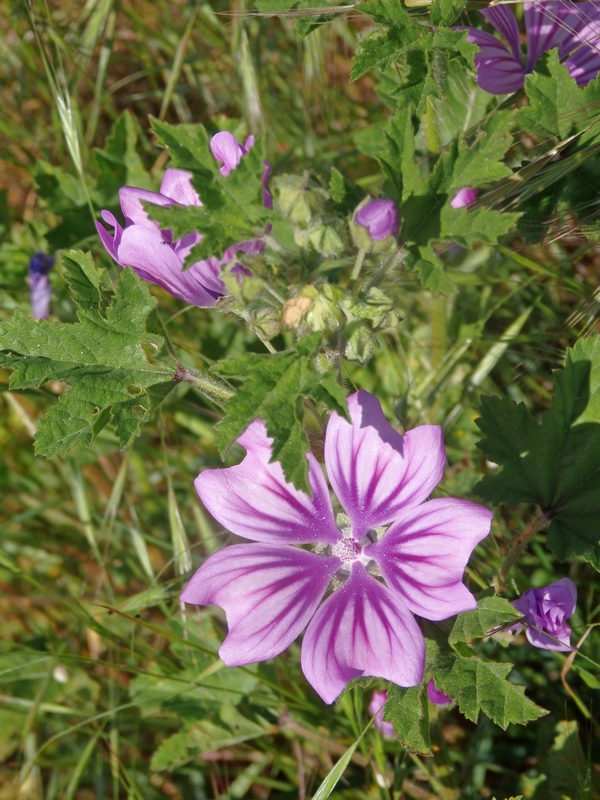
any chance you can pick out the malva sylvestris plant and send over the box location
[96,131,269,307]
[450,188,478,209]
[427,680,452,706]
[464,1,600,94]
[181,390,492,704]
[355,199,399,241]
[512,577,577,652]
[369,683,452,739]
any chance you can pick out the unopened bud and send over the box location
[355,199,399,241]
[450,188,478,209]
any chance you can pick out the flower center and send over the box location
[332,537,361,563]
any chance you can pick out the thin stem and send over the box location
[560,626,600,730]
[365,246,406,291]
[493,510,551,591]
[259,336,277,354]
[348,248,366,288]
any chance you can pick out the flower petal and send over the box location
[96,212,123,263]
[187,256,229,298]
[262,161,273,209]
[117,224,223,306]
[195,419,341,545]
[525,625,573,651]
[301,562,425,704]
[30,272,52,320]
[211,131,252,177]
[565,34,600,85]
[181,544,340,665]
[119,186,174,228]
[481,5,522,58]
[427,680,452,706]
[524,1,569,71]
[465,28,525,94]
[366,498,492,620]
[325,391,446,539]
[173,231,203,263]
[159,168,202,206]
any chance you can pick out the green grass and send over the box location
[0,0,599,798]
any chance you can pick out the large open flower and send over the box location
[181,391,492,703]
[464,2,600,94]
[96,132,268,307]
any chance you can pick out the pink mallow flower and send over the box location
[180,390,492,704]
[512,578,577,652]
[369,690,395,738]
[96,132,269,307]
[427,679,452,706]
[464,2,600,95]
[355,199,399,241]
[450,188,478,209]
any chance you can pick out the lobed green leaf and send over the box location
[449,591,523,646]
[476,336,600,568]
[213,333,348,492]
[384,684,431,755]
[0,251,177,457]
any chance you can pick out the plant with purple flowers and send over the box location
[355,199,399,241]
[181,390,492,703]
[427,680,452,706]
[512,578,577,652]
[463,2,600,94]
[96,132,268,307]
[450,188,478,210]
[369,691,395,737]
[28,252,55,320]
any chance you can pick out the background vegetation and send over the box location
[0,0,598,798]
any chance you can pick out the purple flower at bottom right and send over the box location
[512,577,577,652]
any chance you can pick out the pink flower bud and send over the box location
[512,578,577,652]
[355,199,399,241]
[368,690,395,738]
[450,188,478,209]
[29,252,55,320]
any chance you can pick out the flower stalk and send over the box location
[175,364,234,404]
[493,510,551,591]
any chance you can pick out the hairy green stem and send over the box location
[175,365,234,404]
[348,248,366,288]
[493,510,551,591]
[366,247,406,291]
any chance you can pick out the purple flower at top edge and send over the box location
[29,252,55,320]
[180,390,492,704]
[96,132,271,307]
[369,690,395,738]
[462,2,600,95]
[427,680,452,706]
[450,188,478,209]
[512,577,577,652]
[355,199,399,241]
